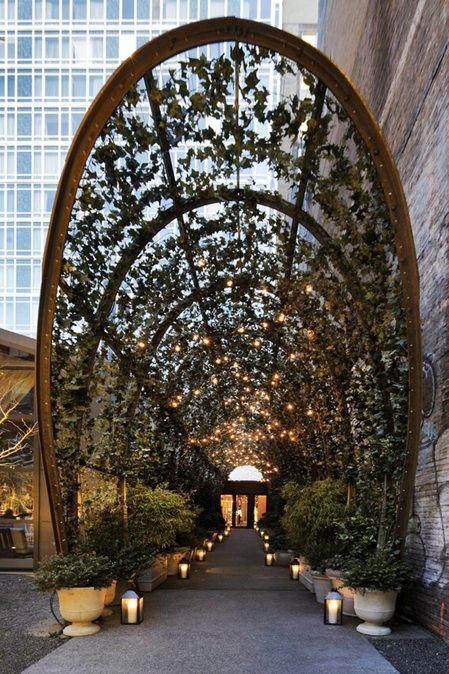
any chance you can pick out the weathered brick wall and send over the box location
[318,0,449,639]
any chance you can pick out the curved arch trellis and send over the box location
[37,18,421,553]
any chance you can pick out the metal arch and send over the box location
[37,17,421,553]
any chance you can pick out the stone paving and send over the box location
[21,529,398,673]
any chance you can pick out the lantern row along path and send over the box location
[23,529,399,674]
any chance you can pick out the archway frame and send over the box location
[36,18,421,553]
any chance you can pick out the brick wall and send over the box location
[318,0,449,638]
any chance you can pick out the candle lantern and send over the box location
[260,529,265,538]
[217,533,224,542]
[263,541,270,552]
[178,559,191,579]
[205,539,214,552]
[263,533,269,542]
[255,525,259,532]
[121,590,144,624]
[290,558,300,580]
[265,551,274,566]
[224,529,229,537]
[196,548,206,562]
[324,590,343,625]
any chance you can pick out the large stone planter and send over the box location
[311,572,332,603]
[57,587,106,637]
[137,556,168,592]
[167,551,187,576]
[299,570,314,592]
[326,569,356,617]
[354,589,398,635]
[274,550,293,567]
[101,579,117,617]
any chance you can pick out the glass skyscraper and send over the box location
[0,0,318,336]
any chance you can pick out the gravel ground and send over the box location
[370,635,449,674]
[0,573,64,674]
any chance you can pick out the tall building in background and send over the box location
[0,0,316,337]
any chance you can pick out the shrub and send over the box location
[341,545,410,592]
[281,478,347,570]
[34,551,114,591]
[127,484,197,552]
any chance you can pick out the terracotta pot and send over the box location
[354,589,398,635]
[57,587,106,637]
[101,579,117,617]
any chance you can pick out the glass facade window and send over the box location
[0,0,290,336]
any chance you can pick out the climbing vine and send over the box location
[51,44,408,548]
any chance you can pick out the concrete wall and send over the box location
[318,0,449,639]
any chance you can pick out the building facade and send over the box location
[319,0,449,640]
[0,0,320,338]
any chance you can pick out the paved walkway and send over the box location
[22,529,397,674]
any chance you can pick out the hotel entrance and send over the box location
[220,481,268,528]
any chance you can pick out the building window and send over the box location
[106,0,118,19]
[18,36,32,59]
[17,190,32,213]
[45,0,59,19]
[73,0,87,20]
[17,152,32,175]
[45,75,59,97]
[18,75,32,99]
[90,0,104,19]
[18,0,33,20]
[72,75,86,97]
[122,0,134,20]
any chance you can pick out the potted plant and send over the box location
[341,545,409,635]
[127,484,197,591]
[34,551,114,636]
[326,514,380,616]
[281,479,347,601]
[270,530,293,567]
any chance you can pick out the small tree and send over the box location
[0,366,36,466]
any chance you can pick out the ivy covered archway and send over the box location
[36,19,420,553]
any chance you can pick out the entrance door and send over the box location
[235,495,248,527]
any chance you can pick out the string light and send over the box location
[137,340,146,349]
[305,283,313,293]
[174,344,182,352]
[306,328,316,341]
[253,338,262,347]
[226,279,234,287]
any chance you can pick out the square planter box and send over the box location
[299,570,314,592]
[137,557,168,592]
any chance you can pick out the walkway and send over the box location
[22,529,397,674]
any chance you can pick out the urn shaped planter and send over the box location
[57,587,106,636]
[354,589,398,635]
[101,579,117,617]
